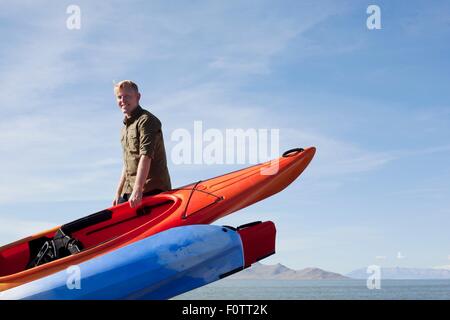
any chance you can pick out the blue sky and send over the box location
[0,0,449,274]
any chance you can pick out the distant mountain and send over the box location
[347,267,450,280]
[228,262,349,280]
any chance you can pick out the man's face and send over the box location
[115,87,141,117]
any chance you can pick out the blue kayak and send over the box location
[0,221,275,300]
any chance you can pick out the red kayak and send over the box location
[0,147,315,291]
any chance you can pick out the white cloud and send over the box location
[433,265,450,270]
[0,110,122,203]
[281,128,396,177]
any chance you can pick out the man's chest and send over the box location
[121,124,140,153]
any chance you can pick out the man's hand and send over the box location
[129,189,143,208]
[129,155,151,208]
[112,193,121,206]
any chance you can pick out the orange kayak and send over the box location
[0,147,315,292]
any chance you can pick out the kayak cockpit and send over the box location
[0,195,177,278]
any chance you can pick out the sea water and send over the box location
[172,279,450,300]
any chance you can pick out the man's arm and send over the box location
[129,155,152,208]
[112,166,126,206]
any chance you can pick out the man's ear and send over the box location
[137,92,141,101]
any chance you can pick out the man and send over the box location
[112,80,171,208]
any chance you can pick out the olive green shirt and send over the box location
[121,106,171,194]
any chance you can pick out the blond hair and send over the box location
[114,80,139,93]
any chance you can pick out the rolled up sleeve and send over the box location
[138,115,161,158]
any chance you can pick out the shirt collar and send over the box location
[123,105,144,125]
